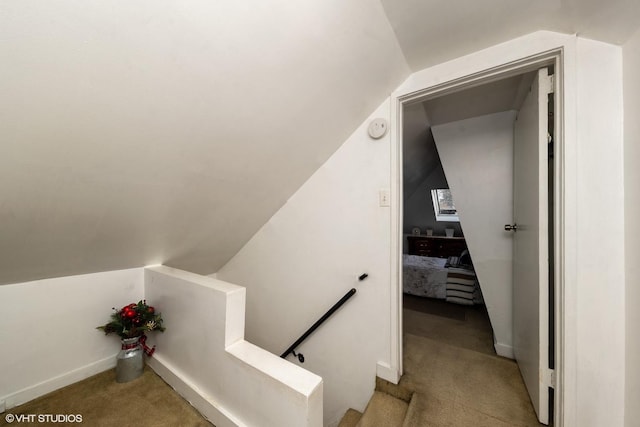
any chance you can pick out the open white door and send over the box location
[512,68,552,425]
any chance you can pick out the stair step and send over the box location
[401,392,420,427]
[356,391,409,427]
[338,408,363,427]
[375,377,414,403]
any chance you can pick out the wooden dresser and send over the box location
[407,235,467,258]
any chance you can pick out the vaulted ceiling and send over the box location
[1,0,638,285]
[381,0,640,71]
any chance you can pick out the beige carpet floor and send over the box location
[403,294,466,321]
[401,297,544,426]
[0,367,213,427]
[403,303,495,356]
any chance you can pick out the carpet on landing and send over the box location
[0,367,213,427]
[402,294,467,321]
[401,333,543,426]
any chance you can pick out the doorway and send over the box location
[389,51,563,425]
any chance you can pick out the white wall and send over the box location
[215,31,627,426]
[393,31,626,426]
[217,100,393,426]
[0,268,144,410]
[623,27,640,427]
[145,266,322,427]
[574,38,625,427]
[432,111,516,357]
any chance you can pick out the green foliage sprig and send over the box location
[97,300,165,339]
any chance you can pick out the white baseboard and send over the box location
[0,355,117,412]
[376,362,400,384]
[494,342,515,359]
[146,355,242,427]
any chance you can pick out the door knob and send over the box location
[504,224,518,231]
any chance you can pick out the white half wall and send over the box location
[144,266,322,427]
[623,28,640,427]
[432,111,516,357]
[0,268,144,410]
[217,99,393,426]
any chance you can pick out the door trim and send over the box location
[389,39,575,426]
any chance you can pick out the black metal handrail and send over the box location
[280,287,357,363]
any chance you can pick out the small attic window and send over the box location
[431,189,459,222]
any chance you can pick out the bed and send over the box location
[402,254,484,305]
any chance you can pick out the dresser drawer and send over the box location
[407,235,466,258]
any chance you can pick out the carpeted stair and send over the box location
[338,378,417,427]
[338,408,364,427]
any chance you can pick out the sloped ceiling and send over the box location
[422,73,534,127]
[403,73,534,199]
[0,0,409,285]
[2,0,639,286]
[380,0,640,71]
[402,103,436,201]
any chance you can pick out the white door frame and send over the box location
[387,35,577,427]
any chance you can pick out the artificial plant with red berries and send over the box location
[96,300,165,339]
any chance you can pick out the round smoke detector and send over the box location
[367,118,388,139]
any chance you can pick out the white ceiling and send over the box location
[0,0,409,285]
[422,74,534,126]
[1,0,639,285]
[403,72,535,194]
[381,0,640,71]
